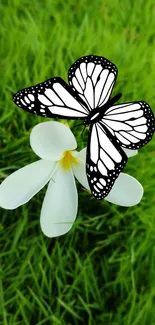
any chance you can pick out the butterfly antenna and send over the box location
[81,125,86,136]
[72,123,84,129]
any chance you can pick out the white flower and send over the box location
[0,122,143,238]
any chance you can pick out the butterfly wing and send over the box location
[86,123,127,199]
[101,101,155,149]
[68,55,117,111]
[13,77,89,119]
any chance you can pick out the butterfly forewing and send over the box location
[101,101,155,149]
[68,55,118,111]
[13,77,88,119]
[86,123,127,199]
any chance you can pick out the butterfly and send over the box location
[13,55,155,200]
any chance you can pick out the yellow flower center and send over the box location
[60,150,79,170]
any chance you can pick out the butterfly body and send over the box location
[13,55,155,200]
[84,92,122,126]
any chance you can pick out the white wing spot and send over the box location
[28,94,35,101]
[21,99,26,106]
[96,182,103,189]
[24,96,30,104]
[94,185,100,193]
[99,178,106,186]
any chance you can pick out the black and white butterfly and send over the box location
[13,55,155,200]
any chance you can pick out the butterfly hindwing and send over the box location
[86,123,127,199]
[101,101,155,149]
[13,77,88,119]
[68,55,118,111]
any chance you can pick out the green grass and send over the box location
[0,0,155,324]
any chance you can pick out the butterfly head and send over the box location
[83,120,90,127]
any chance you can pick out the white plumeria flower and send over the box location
[0,121,143,238]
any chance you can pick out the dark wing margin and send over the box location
[68,55,118,111]
[13,77,89,120]
[86,123,127,200]
[101,101,155,149]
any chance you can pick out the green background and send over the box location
[0,0,155,324]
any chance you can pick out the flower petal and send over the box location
[76,147,87,160]
[105,173,143,206]
[40,165,78,237]
[0,160,56,209]
[30,121,77,161]
[122,148,138,158]
[72,148,90,190]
